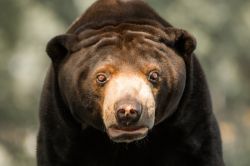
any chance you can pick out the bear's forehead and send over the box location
[71,23,172,54]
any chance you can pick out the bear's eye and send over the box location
[148,71,160,83]
[96,73,109,84]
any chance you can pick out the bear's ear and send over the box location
[46,34,78,63]
[164,28,197,57]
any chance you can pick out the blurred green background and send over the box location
[0,0,249,165]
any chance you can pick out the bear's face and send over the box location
[47,25,195,143]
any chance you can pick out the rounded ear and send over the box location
[46,34,78,63]
[164,28,197,57]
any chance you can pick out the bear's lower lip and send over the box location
[107,127,148,143]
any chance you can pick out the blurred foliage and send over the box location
[0,0,249,166]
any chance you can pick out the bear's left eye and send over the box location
[96,73,109,84]
[148,71,160,83]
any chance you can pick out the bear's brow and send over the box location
[72,23,171,51]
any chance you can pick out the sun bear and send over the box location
[37,0,225,166]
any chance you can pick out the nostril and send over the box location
[119,109,126,114]
[130,109,136,114]
[115,100,143,126]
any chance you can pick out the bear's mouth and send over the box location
[107,126,149,143]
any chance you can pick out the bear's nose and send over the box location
[115,100,142,126]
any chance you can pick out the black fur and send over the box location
[37,0,225,166]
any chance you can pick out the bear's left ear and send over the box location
[46,34,78,64]
[164,28,197,57]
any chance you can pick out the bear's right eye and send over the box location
[96,73,109,84]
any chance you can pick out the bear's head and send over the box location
[45,0,196,143]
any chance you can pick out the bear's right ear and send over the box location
[46,34,78,63]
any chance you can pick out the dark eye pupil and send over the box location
[97,74,107,83]
[151,72,158,80]
[149,71,159,82]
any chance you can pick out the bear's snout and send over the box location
[102,74,156,143]
[115,99,142,126]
